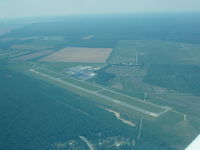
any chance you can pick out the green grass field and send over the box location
[98,90,165,113]
[144,64,200,94]
[11,38,68,51]
[108,40,200,65]
[104,40,200,120]
[108,40,138,64]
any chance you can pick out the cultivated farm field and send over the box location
[11,50,53,61]
[40,47,113,63]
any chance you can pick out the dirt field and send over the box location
[40,47,113,63]
[12,50,53,61]
[11,44,53,51]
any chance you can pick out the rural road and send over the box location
[79,136,95,150]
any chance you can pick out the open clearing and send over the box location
[108,40,200,65]
[11,50,53,61]
[40,47,113,63]
[0,50,31,59]
[103,107,135,127]
[11,44,54,51]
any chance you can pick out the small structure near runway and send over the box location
[65,66,100,80]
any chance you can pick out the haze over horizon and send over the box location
[0,0,200,18]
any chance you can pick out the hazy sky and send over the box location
[0,0,200,18]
